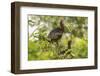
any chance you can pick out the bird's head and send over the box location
[60,19,64,31]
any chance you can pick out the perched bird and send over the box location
[48,19,64,43]
[67,40,72,49]
[58,40,72,55]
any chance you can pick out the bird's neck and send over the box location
[60,20,64,31]
[60,25,64,31]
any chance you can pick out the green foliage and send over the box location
[28,15,88,60]
[71,38,88,58]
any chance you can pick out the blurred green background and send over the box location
[28,15,88,60]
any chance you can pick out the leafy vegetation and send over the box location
[28,15,88,60]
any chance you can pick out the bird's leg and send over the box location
[54,41,59,57]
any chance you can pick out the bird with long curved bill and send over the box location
[48,19,64,44]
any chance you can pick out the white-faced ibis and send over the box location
[48,19,64,42]
[59,40,72,54]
